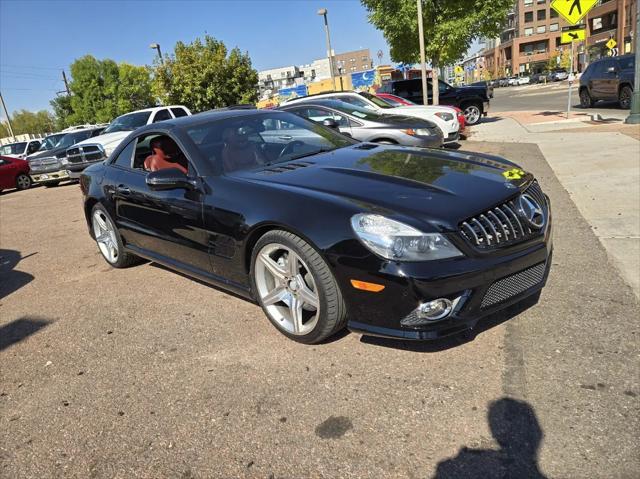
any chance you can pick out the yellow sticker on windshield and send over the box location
[503,168,525,180]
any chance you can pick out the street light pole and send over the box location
[417,0,428,105]
[0,92,15,140]
[625,0,640,124]
[150,43,164,64]
[317,8,336,91]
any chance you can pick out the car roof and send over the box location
[283,90,360,103]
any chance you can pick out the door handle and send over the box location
[278,135,293,140]
[116,184,130,195]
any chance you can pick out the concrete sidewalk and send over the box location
[467,116,640,297]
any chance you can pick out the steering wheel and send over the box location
[278,140,305,159]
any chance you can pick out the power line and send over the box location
[0,63,66,71]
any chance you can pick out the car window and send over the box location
[103,111,152,133]
[113,139,137,169]
[171,107,189,118]
[185,111,354,173]
[27,141,40,154]
[0,142,27,155]
[37,133,66,151]
[338,95,372,109]
[617,56,634,70]
[292,106,351,126]
[153,109,172,123]
[591,61,605,76]
[358,91,393,109]
[131,134,192,175]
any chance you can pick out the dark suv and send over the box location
[378,78,490,125]
[579,54,635,109]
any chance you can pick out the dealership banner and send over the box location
[278,85,308,100]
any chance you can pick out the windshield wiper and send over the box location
[288,147,334,162]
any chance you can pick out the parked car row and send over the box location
[492,69,570,88]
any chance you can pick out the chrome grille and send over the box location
[459,182,547,250]
[66,144,106,164]
[481,262,546,309]
[28,157,62,173]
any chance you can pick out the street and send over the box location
[2,138,638,478]
[489,82,628,117]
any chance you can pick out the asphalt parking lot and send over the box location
[1,141,638,478]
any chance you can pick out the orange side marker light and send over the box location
[350,279,385,292]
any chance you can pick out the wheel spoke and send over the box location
[296,275,319,309]
[289,296,304,334]
[287,252,300,277]
[95,215,108,231]
[259,253,287,282]
[95,232,110,244]
[262,286,287,306]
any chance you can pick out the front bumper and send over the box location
[67,160,103,178]
[31,169,69,183]
[443,131,460,144]
[336,215,552,340]
[483,101,490,115]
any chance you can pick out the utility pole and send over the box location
[625,0,640,124]
[0,92,15,140]
[417,0,428,105]
[62,70,70,95]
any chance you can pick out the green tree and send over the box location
[50,95,73,130]
[361,0,512,105]
[0,109,56,137]
[152,35,258,112]
[547,49,571,71]
[63,56,154,125]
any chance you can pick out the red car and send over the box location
[376,92,466,132]
[0,155,32,193]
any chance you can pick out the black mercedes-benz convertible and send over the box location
[80,109,552,344]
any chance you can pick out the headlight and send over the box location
[434,112,454,121]
[413,128,437,136]
[60,158,69,165]
[351,214,463,261]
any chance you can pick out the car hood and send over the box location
[233,145,532,231]
[390,105,458,116]
[73,131,129,149]
[27,146,67,160]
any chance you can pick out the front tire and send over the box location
[462,103,482,125]
[16,174,32,190]
[250,230,347,344]
[619,85,633,109]
[91,204,139,268]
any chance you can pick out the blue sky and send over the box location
[0,0,479,117]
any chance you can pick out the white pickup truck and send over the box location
[65,105,191,178]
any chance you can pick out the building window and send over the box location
[361,56,368,62]
[350,58,356,62]
[537,25,546,33]
[525,11,533,22]
[549,23,559,31]
[537,0,545,3]
[537,9,546,20]
[281,72,285,78]
[525,27,534,36]
[524,0,533,6]
[350,66,356,72]
[550,8,558,18]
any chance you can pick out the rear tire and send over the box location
[250,230,347,344]
[619,85,633,109]
[15,174,32,190]
[91,204,139,268]
[579,89,594,108]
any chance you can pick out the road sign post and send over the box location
[567,40,575,119]
[625,0,640,124]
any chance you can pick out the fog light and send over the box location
[418,298,453,321]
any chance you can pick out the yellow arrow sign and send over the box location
[606,38,617,50]
[551,0,598,25]
[561,28,586,43]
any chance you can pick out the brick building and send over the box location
[482,0,637,77]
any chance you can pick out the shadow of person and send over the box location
[433,398,547,479]
[0,249,36,300]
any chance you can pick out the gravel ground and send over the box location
[1,142,638,478]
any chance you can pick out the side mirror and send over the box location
[146,168,198,191]
[322,118,340,129]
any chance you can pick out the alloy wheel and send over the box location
[619,87,632,109]
[16,174,31,190]
[254,243,320,336]
[92,210,119,264]
[464,105,481,125]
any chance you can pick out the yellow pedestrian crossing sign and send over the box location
[454,65,463,74]
[606,38,617,50]
[551,0,598,25]
[561,28,586,43]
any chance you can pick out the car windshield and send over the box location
[37,133,66,151]
[57,130,94,148]
[186,111,355,173]
[0,142,27,155]
[358,91,393,109]
[323,101,385,121]
[103,111,151,133]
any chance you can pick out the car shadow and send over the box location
[478,116,503,124]
[0,316,52,352]
[360,292,540,352]
[0,249,36,300]
[432,397,548,478]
